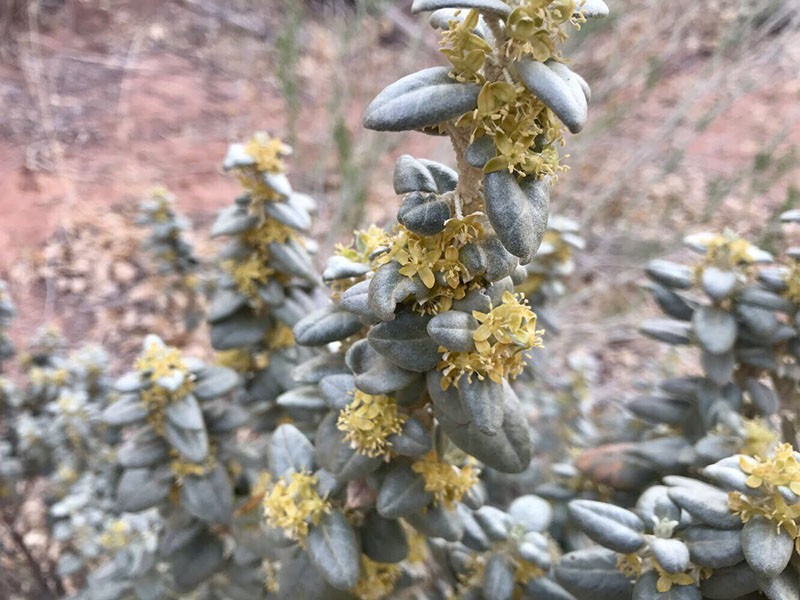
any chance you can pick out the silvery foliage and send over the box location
[209,138,324,434]
[136,187,198,277]
[90,333,282,598]
[571,230,800,495]
[256,2,609,597]
[0,280,14,369]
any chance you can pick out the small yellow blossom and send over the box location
[99,519,132,551]
[263,472,331,540]
[740,418,778,457]
[783,260,800,304]
[134,339,194,431]
[439,9,491,84]
[514,557,545,583]
[244,132,287,174]
[616,553,643,579]
[352,556,402,600]
[653,562,695,593]
[337,391,407,458]
[411,452,479,508]
[439,291,544,389]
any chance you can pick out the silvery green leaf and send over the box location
[263,171,292,197]
[458,376,504,435]
[737,304,778,339]
[781,208,800,222]
[318,374,356,411]
[290,191,318,214]
[346,338,419,394]
[205,401,249,433]
[577,0,609,18]
[509,494,553,533]
[757,569,800,600]
[646,259,694,290]
[398,192,451,236]
[207,289,248,323]
[278,548,351,600]
[363,67,481,132]
[368,312,440,372]
[745,378,779,416]
[684,526,744,569]
[368,261,425,321]
[294,306,363,346]
[483,554,515,600]
[210,205,258,238]
[757,268,788,293]
[431,374,532,473]
[462,482,486,510]
[307,510,361,591]
[393,155,438,194]
[339,280,375,320]
[516,59,587,134]
[702,459,752,494]
[405,503,464,541]
[387,418,432,457]
[103,394,148,426]
[315,412,382,480]
[270,423,315,476]
[276,385,327,411]
[701,348,735,385]
[165,394,205,430]
[323,255,371,282]
[699,562,759,599]
[741,517,794,578]
[484,171,549,264]
[523,577,576,600]
[475,506,513,541]
[171,530,225,592]
[555,548,634,600]
[628,395,691,426]
[568,499,645,553]
[117,468,170,512]
[694,433,738,464]
[650,538,690,574]
[427,310,477,352]
[411,0,511,17]
[736,346,777,370]
[701,267,737,301]
[633,570,700,600]
[640,319,692,345]
[377,461,433,518]
[459,243,488,278]
[269,240,317,282]
[118,428,168,468]
[458,504,490,551]
[481,236,520,281]
[293,354,348,385]
[693,306,737,354]
[546,59,591,109]
[466,136,496,169]
[519,532,552,570]
[164,420,209,462]
[264,199,310,232]
[222,143,255,170]
[115,371,146,393]
[180,464,234,524]
[418,158,458,192]
[210,310,270,350]
[361,511,408,563]
[429,8,489,37]
[667,485,742,529]
[57,553,84,577]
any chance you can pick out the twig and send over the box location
[1,511,57,599]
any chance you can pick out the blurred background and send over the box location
[0,0,799,393]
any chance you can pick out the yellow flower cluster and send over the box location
[740,418,778,457]
[146,186,174,223]
[98,519,132,551]
[133,340,194,433]
[29,366,71,387]
[694,234,758,278]
[330,225,392,297]
[337,391,407,458]
[379,216,484,314]
[439,9,492,84]
[616,553,643,578]
[262,472,331,540]
[236,133,290,202]
[170,448,216,480]
[729,443,800,552]
[439,291,544,389]
[504,1,580,63]
[459,82,565,176]
[652,562,697,593]
[352,556,402,600]
[411,452,479,508]
[783,260,800,304]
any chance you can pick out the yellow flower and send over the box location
[99,519,132,551]
[263,471,331,540]
[411,451,479,508]
[133,339,195,431]
[352,556,402,600]
[337,391,407,458]
[439,291,544,389]
[653,562,695,593]
[244,132,287,173]
[616,553,643,578]
[741,418,778,458]
[439,9,491,83]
